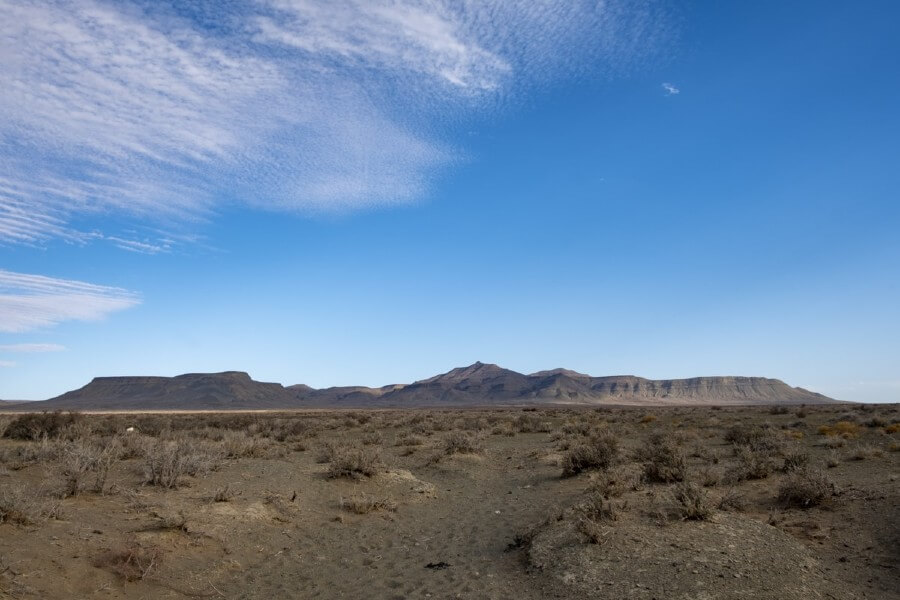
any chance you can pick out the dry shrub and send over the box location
[781,448,810,473]
[639,414,657,424]
[690,444,720,464]
[561,431,621,477]
[93,540,160,581]
[395,432,425,446]
[671,482,714,521]
[514,414,552,433]
[639,437,686,483]
[777,468,835,508]
[340,493,397,514]
[885,423,900,434]
[326,446,383,479]
[53,437,123,497]
[699,466,721,487]
[213,485,237,503]
[441,431,484,456]
[315,440,339,463]
[361,431,384,446]
[725,446,777,482]
[717,487,746,512]
[580,492,619,522]
[587,466,634,498]
[825,436,846,449]
[57,441,101,497]
[847,444,877,461]
[560,421,591,436]
[725,423,783,453]
[142,438,220,489]
[817,421,861,439]
[576,492,619,544]
[491,423,516,437]
[577,517,611,544]
[0,437,63,468]
[0,486,42,525]
[2,412,82,441]
[222,430,277,458]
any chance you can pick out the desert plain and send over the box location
[0,404,898,600]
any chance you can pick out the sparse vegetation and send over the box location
[0,404,894,599]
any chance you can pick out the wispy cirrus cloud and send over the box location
[0,270,140,333]
[0,343,66,353]
[0,360,16,368]
[662,82,680,95]
[0,0,674,246]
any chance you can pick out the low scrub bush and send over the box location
[142,438,220,489]
[587,466,634,498]
[441,431,485,456]
[561,431,621,477]
[514,414,553,433]
[724,423,783,453]
[340,493,397,514]
[777,468,835,508]
[326,446,383,479]
[717,487,746,512]
[781,448,810,473]
[395,432,426,446]
[817,421,861,439]
[725,446,777,482]
[639,437,686,483]
[671,482,714,521]
[576,493,620,544]
[2,412,82,441]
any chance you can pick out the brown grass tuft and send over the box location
[93,540,160,581]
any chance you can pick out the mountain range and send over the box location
[0,362,838,411]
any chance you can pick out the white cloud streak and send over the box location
[0,360,16,368]
[0,343,66,353]
[662,82,679,95]
[0,0,673,245]
[0,270,140,333]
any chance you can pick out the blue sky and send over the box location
[1,0,898,402]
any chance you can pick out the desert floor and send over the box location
[1,404,897,599]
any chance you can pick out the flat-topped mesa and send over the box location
[32,371,292,411]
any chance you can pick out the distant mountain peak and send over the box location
[529,368,592,379]
[417,361,516,385]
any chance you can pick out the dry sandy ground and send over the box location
[0,405,897,600]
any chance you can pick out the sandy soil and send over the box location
[0,405,897,599]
